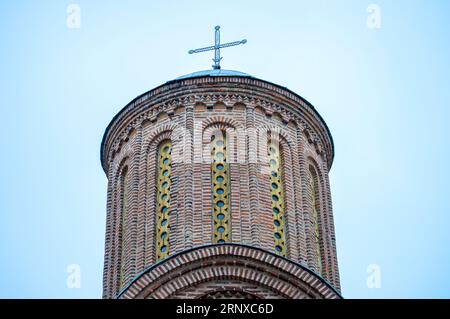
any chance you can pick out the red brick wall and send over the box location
[101,76,340,298]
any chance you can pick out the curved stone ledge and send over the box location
[118,244,342,299]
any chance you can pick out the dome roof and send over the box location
[174,69,252,81]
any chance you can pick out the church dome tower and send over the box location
[100,68,342,299]
[101,22,339,300]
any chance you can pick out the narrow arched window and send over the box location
[119,167,129,288]
[308,165,322,274]
[211,131,230,243]
[156,141,172,261]
[268,141,287,256]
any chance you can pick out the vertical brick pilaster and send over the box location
[281,140,299,261]
[192,114,206,247]
[111,158,127,297]
[192,159,204,246]
[245,106,261,247]
[184,105,194,248]
[135,125,148,275]
[297,127,311,267]
[201,162,213,244]
[316,161,329,282]
[144,143,157,267]
[229,121,241,243]
[237,132,251,245]
[124,128,142,286]
[102,167,114,298]
[291,124,305,264]
[323,165,341,291]
[111,172,120,297]
[169,141,180,254]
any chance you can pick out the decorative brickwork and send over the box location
[267,141,287,257]
[155,140,172,261]
[211,131,231,243]
[118,244,340,299]
[101,73,341,298]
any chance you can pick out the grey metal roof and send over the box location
[174,69,252,81]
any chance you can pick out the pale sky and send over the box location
[1,0,449,298]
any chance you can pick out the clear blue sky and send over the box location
[1,0,449,298]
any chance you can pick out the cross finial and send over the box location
[188,25,247,70]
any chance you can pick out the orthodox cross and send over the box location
[188,25,247,70]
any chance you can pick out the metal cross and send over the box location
[188,26,247,70]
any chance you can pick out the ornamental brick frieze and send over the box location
[103,87,333,172]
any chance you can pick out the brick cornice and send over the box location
[100,76,334,174]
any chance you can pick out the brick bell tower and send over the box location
[100,28,341,299]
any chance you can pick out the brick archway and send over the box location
[199,289,261,299]
[118,244,342,299]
